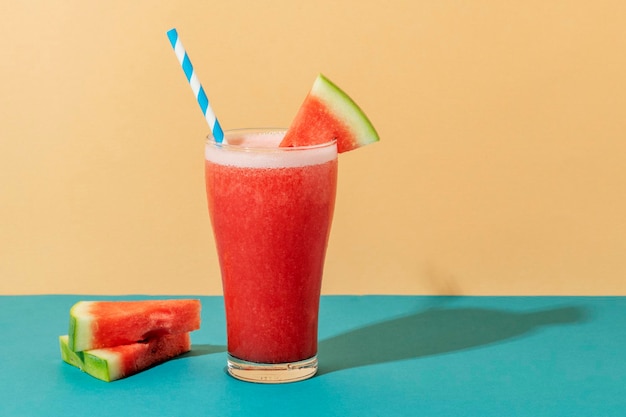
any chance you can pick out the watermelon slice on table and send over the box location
[59,333,191,382]
[280,73,380,153]
[68,299,201,352]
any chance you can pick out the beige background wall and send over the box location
[2,1,625,295]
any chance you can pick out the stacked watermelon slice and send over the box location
[59,299,201,382]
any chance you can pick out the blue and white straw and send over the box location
[167,28,224,143]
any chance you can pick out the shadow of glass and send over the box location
[179,344,226,359]
[317,305,587,375]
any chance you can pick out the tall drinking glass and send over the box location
[205,128,338,383]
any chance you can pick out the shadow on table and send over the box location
[317,303,587,375]
[183,344,226,358]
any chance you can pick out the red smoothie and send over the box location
[205,130,337,365]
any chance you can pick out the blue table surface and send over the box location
[1,295,624,416]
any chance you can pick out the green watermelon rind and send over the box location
[312,74,380,149]
[59,335,112,382]
[68,301,93,352]
[59,335,85,369]
[83,349,116,381]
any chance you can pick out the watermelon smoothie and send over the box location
[205,129,337,383]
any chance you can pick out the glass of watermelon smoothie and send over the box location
[205,128,337,383]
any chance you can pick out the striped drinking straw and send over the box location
[166,28,225,143]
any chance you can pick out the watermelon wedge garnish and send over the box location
[68,299,201,352]
[59,333,191,382]
[279,74,380,153]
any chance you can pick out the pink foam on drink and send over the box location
[205,130,336,169]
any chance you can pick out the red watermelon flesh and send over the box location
[68,299,201,352]
[280,74,379,153]
[60,332,191,382]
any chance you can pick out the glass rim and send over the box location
[205,128,337,152]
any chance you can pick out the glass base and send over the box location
[226,354,318,384]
